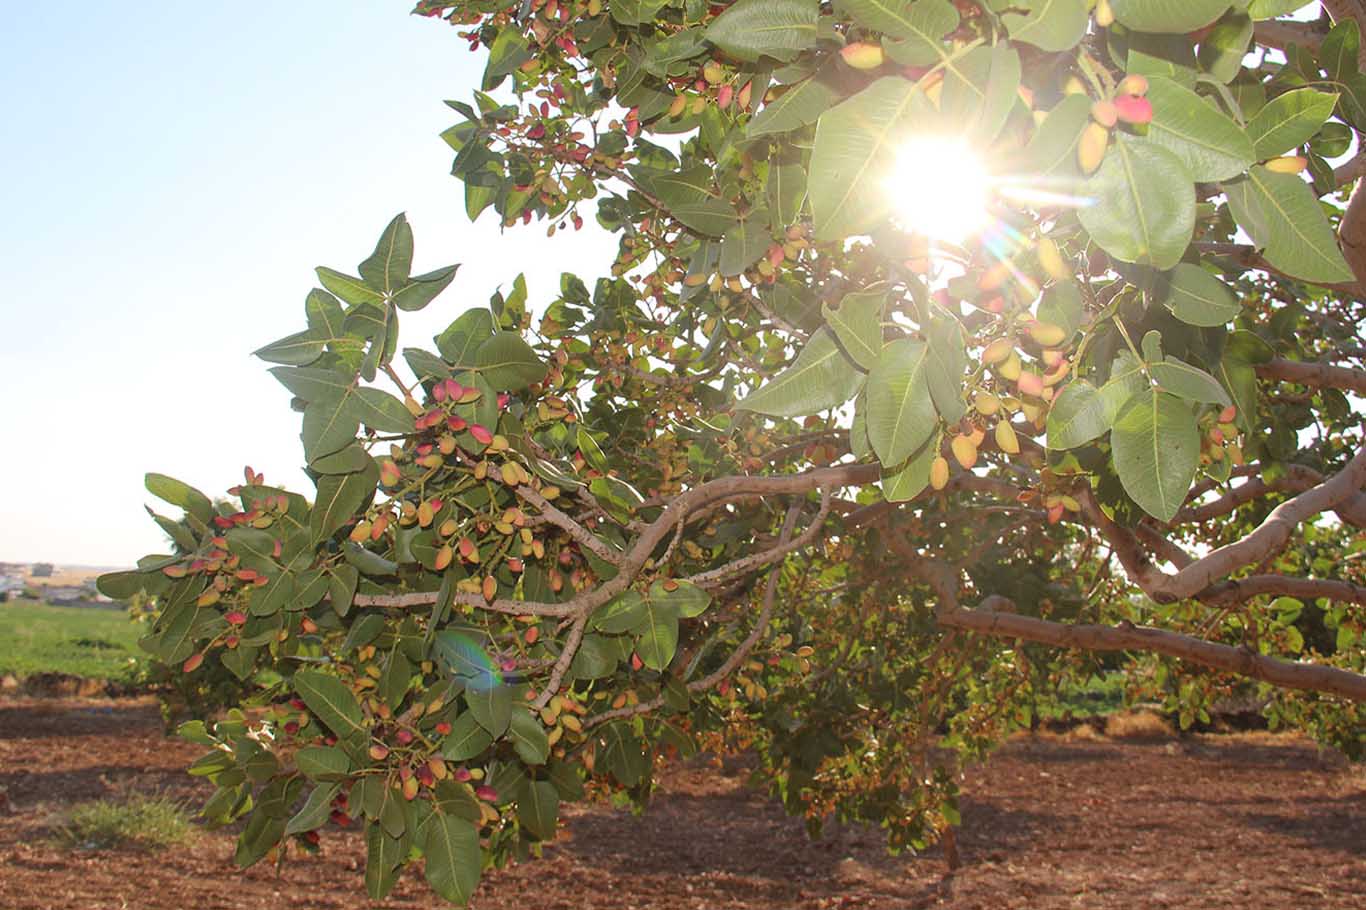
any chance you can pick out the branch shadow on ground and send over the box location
[1237,796,1366,856]
[555,786,1058,888]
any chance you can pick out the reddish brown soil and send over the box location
[0,698,1361,909]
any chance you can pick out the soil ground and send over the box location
[0,697,1362,910]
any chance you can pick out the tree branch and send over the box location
[1199,574,1366,607]
[585,500,806,728]
[900,554,1366,702]
[1254,356,1366,395]
[1253,19,1326,56]
[515,483,624,566]
[1082,447,1366,604]
[940,597,1366,702]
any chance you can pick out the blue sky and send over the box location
[0,4,613,566]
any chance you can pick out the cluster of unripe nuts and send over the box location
[1079,74,1151,174]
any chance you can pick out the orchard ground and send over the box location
[0,697,1361,910]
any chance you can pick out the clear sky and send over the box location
[0,4,614,567]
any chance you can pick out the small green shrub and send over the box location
[55,795,196,850]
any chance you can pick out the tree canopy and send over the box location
[102,0,1364,902]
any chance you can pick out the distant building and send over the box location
[31,563,55,577]
[43,586,91,604]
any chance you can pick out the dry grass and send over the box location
[21,566,114,588]
[1061,722,1106,742]
[1104,709,1175,740]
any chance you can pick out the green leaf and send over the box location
[1047,380,1109,449]
[1218,352,1258,433]
[393,264,459,313]
[597,721,649,786]
[310,461,378,544]
[378,650,412,710]
[352,388,415,433]
[154,511,197,551]
[880,436,937,502]
[466,684,513,738]
[344,541,397,577]
[736,327,863,417]
[236,811,286,870]
[1077,135,1194,270]
[867,0,959,66]
[821,289,885,370]
[1322,19,1360,83]
[924,317,967,423]
[302,395,360,462]
[719,211,773,277]
[358,213,413,294]
[404,348,452,381]
[1196,12,1252,84]
[1014,93,1090,176]
[306,288,345,337]
[636,165,738,237]
[644,26,709,75]
[96,570,150,601]
[269,365,353,402]
[1223,166,1355,284]
[145,473,214,526]
[1037,280,1084,337]
[1244,87,1338,160]
[508,708,550,765]
[294,670,368,744]
[483,24,533,89]
[316,267,383,306]
[1160,263,1242,326]
[650,579,711,618]
[517,779,560,840]
[254,330,326,366]
[704,0,819,63]
[1001,0,1088,53]
[436,308,496,367]
[431,780,482,823]
[309,444,374,475]
[810,77,934,240]
[327,564,359,616]
[423,813,481,905]
[474,332,546,389]
[747,68,841,138]
[1111,390,1200,522]
[636,598,680,671]
[767,150,808,227]
[1144,76,1254,181]
[1100,352,1148,424]
[364,823,403,900]
[569,633,619,680]
[1150,357,1232,406]
[1109,0,1230,33]
[611,0,669,26]
[285,782,340,836]
[295,745,351,781]
[1127,32,1198,87]
[865,338,936,465]
[441,711,495,761]
[937,45,1021,146]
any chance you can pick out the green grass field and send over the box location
[0,599,143,682]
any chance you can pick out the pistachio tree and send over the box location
[101,0,1365,902]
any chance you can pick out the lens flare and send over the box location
[885,136,993,243]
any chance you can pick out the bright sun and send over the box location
[886,136,993,244]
